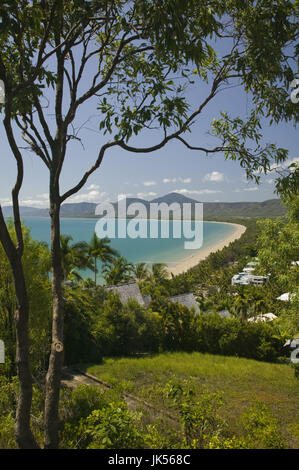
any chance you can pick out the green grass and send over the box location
[82,352,299,448]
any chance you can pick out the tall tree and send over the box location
[133,262,151,282]
[60,234,91,281]
[103,256,134,285]
[0,0,297,448]
[88,234,119,284]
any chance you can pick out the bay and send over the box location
[21,217,236,281]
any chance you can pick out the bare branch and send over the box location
[60,141,119,203]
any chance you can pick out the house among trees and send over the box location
[104,283,201,314]
[104,283,146,306]
[248,313,278,323]
[231,273,268,286]
[168,293,201,314]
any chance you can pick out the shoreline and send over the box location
[167,222,246,276]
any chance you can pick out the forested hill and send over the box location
[2,195,286,219]
[201,199,287,218]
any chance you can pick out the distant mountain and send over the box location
[2,194,286,219]
[151,192,200,205]
[2,206,48,217]
[202,199,287,218]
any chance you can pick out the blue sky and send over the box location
[0,57,298,209]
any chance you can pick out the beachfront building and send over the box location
[231,272,268,286]
[231,273,252,286]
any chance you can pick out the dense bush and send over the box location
[93,293,160,356]
[63,289,103,365]
[62,288,284,364]
[195,314,283,362]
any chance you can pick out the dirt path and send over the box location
[62,367,176,423]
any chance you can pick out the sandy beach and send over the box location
[167,222,246,276]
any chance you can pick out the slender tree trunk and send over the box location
[44,195,65,449]
[0,211,39,449]
[94,257,97,285]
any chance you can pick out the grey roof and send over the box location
[168,293,200,314]
[217,309,232,319]
[104,282,145,306]
[204,309,232,319]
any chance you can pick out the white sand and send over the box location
[167,222,246,276]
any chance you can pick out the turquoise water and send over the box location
[22,217,236,279]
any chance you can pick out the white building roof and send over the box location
[248,313,278,323]
[276,292,295,301]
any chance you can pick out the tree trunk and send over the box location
[44,197,65,449]
[0,212,38,449]
[94,257,97,285]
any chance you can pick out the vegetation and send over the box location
[81,352,299,449]
[0,0,297,449]
[1,194,298,449]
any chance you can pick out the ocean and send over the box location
[22,217,236,280]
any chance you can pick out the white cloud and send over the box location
[87,184,100,190]
[270,156,299,171]
[163,178,176,183]
[68,190,107,203]
[137,192,157,198]
[254,157,299,175]
[143,181,157,187]
[117,193,134,200]
[0,197,12,205]
[203,171,225,182]
[180,177,191,183]
[174,188,222,195]
[233,187,258,193]
[20,199,49,207]
[163,177,191,184]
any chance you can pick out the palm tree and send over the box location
[151,263,169,283]
[231,288,254,323]
[133,262,150,281]
[60,234,91,281]
[103,256,134,286]
[88,234,119,284]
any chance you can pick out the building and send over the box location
[203,309,232,319]
[248,313,278,323]
[104,284,205,315]
[104,282,145,306]
[276,292,295,302]
[167,293,201,314]
[231,273,252,286]
[231,273,268,286]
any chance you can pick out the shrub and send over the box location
[85,402,144,449]
[241,402,286,449]
[194,315,283,362]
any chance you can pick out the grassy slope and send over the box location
[84,352,299,448]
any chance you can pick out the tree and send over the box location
[103,257,134,286]
[0,223,51,377]
[256,195,299,334]
[88,234,119,285]
[132,262,151,282]
[60,234,91,282]
[231,287,254,323]
[0,0,297,448]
